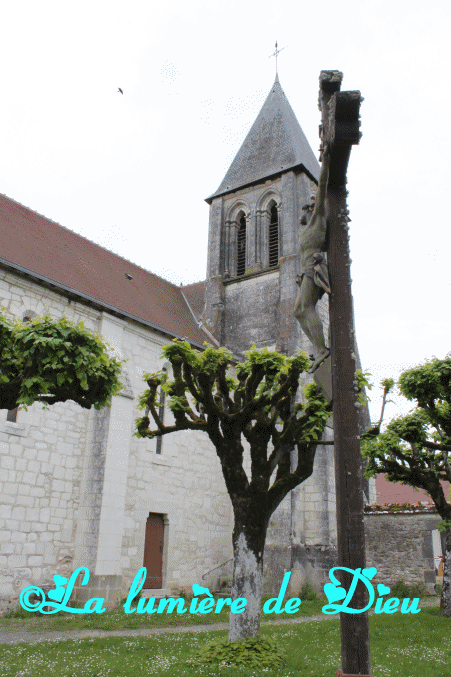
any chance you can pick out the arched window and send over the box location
[236,213,246,277]
[268,202,279,268]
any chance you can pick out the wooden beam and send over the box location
[318,70,371,676]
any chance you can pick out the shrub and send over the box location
[1,605,30,619]
[120,591,142,607]
[186,635,286,669]
[390,581,425,599]
[299,582,319,601]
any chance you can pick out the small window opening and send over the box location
[6,408,18,423]
[237,215,246,277]
[268,204,279,268]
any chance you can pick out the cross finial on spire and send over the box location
[269,41,287,77]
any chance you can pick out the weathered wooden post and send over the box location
[318,71,372,676]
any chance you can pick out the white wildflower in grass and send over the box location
[1,606,450,676]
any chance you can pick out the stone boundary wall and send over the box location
[363,506,440,594]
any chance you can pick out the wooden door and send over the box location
[143,513,164,588]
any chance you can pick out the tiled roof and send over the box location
[206,76,320,202]
[181,281,205,320]
[0,193,208,347]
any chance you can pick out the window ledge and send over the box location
[0,421,29,437]
[151,453,172,467]
[224,266,279,285]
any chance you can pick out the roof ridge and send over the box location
[180,289,219,347]
[0,192,201,291]
[181,280,206,289]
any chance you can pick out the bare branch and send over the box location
[183,363,204,405]
[423,440,451,452]
[245,364,266,403]
[267,441,317,514]
[268,443,285,475]
[442,454,451,484]
[148,400,165,431]
[217,363,234,414]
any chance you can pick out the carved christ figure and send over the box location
[294,144,331,372]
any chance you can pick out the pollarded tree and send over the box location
[0,311,123,411]
[135,340,330,641]
[361,355,451,616]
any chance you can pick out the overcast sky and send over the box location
[1,0,450,423]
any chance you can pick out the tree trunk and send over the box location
[440,527,451,617]
[228,514,267,641]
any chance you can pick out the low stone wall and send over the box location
[363,505,440,594]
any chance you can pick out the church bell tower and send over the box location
[204,76,327,359]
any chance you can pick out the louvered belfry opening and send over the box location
[268,203,279,268]
[237,214,246,276]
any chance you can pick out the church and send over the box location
[0,76,376,611]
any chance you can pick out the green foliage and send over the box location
[236,345,311,399]
[299,382,331,442]
[437,519,451,534]
[398,355,451,405]
[354,368,373,406]
[362,410,438,480]
[120,590,142,606]
[1,609,450,677]
[0,310,123,410]
[135,339,331,640]
[186,635,286,669]
[299,582,319,601]
[135,340,330,583]
[1,605,31,619]
[361,354,451,530]
[381,377,395,391]
[135,339,328,446]
[390,581,425,599]
[198,344,233,375]
[162,339,202,368]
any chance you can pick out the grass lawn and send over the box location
[0,607,449,677]
[0,597,328,634]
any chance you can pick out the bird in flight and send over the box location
[118,87,123,94]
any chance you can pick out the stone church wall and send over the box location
[263,426,337,596]
[0,270,96,611]
[119,324,233,596]
[0,268,233,611]
[0,264,378,611]
[224,271,280,352]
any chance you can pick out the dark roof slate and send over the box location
[0,194,208,347]
[207,77,320,202]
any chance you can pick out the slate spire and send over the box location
[207,77,319,202]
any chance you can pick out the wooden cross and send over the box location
[318,72,372,677]
[268,41,287,76]
[319,71,362,185]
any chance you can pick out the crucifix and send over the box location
[268,41,287,76]
[296,72,371,675]
[320,72,371,677]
